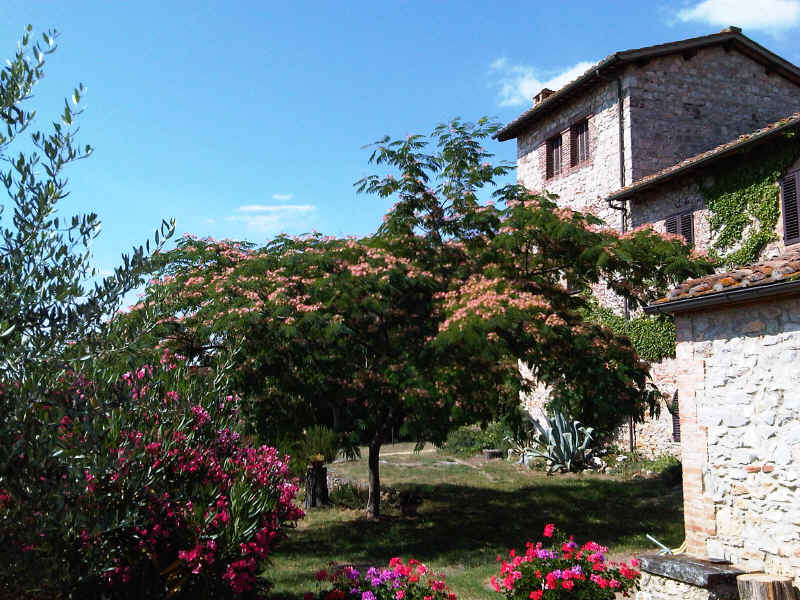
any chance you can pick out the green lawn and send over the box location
[268,449,683,600]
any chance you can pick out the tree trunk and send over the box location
[737,574,797,600]
[366,440,381,519]
[304,461,328,509]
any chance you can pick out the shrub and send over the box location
[443,421,513,456]
[1,349,303,598]
[491,525,640,600]
[280,425,361,477]
[329,482,370,510]
[311,558,455,600]
[0,24,302,598]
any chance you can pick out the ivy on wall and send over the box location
[577,134,800,366]
[583,301,676,362]
[703,131,800,267]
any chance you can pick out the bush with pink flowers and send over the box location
[310,558,456,600]
[1,349,302,598]
[490,525,640,600]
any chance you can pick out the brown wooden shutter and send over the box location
[671,391,680,442]
[783,172,800,244]
[577,121,589,163]
[552,135,562,176]
[569,121,589,166]
[546,136,561,179]
[666,215,678,235]
[570,127,578,167]
[680,212,694,245]
[666,212,693,244]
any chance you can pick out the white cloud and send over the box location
[225,204,316,232]
[272,193,294,201]
[489,58,598,107]
[236,204,314,213]
[675,0,800,33]
[200,217,216,225]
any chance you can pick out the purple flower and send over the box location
[362,592,376,600]
[366,568,380,579]
[370,578,382,587]
[345,567,361,581]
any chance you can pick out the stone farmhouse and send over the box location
[498,26,800,593]
[496,27,800,458]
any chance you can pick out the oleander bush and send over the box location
[1,349,303,598]
[0,25,302,597]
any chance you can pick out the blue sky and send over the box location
[3,0,800,277]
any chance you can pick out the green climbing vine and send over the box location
[703,131,800,267]
[581,133,800,364]
[583,300,676,362]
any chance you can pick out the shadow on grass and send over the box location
[270,471,683,599]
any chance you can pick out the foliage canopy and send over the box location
[129,118,712,517]
[0,26,300,598]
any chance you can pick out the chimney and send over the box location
[533,88,554,106]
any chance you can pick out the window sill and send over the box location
[544,158,593,182]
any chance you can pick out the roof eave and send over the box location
[495,32,800,143]
[606,119,800,203]
[494,57,619,142]
[643,278,800,315]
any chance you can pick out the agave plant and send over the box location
[522,410,594,472]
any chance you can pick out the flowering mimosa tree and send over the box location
[128,119,712,519]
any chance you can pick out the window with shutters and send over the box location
[782,171,800,245]
[546,134,562,179]
[570,120,590,166]
[665,210,694,245]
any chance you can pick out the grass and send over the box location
[268,448,683,600]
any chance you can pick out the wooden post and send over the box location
[304,458,328,509]
[737,574,797,600]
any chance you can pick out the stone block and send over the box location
[638,554,745,587]
[774,445,792,466]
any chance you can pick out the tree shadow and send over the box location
[270,471,683,599]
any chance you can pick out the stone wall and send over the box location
[628,46,800,181]
[615,357,681,458]
[675,295,800,584]
[515,76,629,229]
[515,44,800,230]
[630,177,711,250]
[628,150,793,260]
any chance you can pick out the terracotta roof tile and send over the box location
[654,247,800,305]
[608,112,800,201]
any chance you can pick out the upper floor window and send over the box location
[546,134,562,179]
[781,171,800,245]
[666,211,694,245]
[570,120,589,166]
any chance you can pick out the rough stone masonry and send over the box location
[674,295,800,585]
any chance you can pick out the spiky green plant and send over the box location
[522,411,594,472]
